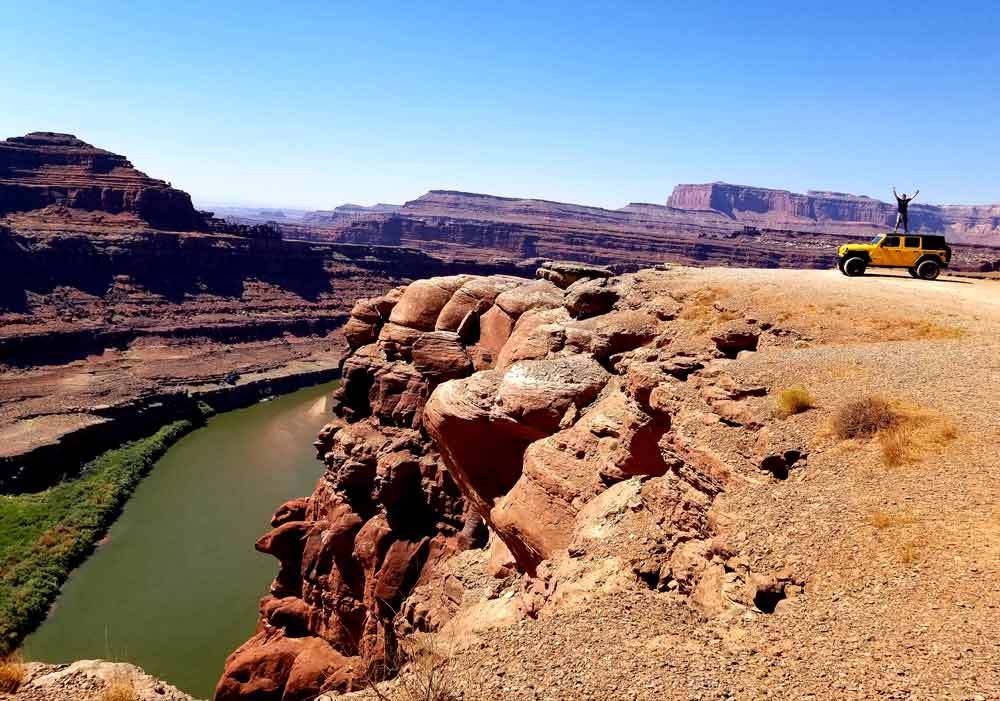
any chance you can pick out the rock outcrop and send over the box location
[0,132,210,231]
[218,264,805,700]
[9,660,198,701]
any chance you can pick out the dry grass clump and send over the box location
[832,396,901,439]
[866,510,914,529]
[878,426,912,467]
[774,386,815,418]
[898,540,925,566]
[830,397,957,467]
[877,410,958,467]
[677,286,741,325]
[0,652,26,693]
[99,672,139,701]
[870,318,964,341]
[362,632,458,701]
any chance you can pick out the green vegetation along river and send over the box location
[23,381,338,698]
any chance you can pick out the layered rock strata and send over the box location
[0,132,210,231]
[668,182,1000,244]
[297,188,1000,271]
[219,263,803,700]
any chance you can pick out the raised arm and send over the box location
[911,189,919,201]
[892,186,898,198]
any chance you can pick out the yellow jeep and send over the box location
[837,234,952,280]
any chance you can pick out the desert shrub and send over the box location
[100,672,138,701]
[0,652,26,693]
[774,386,815,418]
[361,631,458,701]
[831,396,900,439]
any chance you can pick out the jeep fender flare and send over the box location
[843,251,870,263]
[915,254,943,267]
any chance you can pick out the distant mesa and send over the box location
[666,181,1000,243]
[302,202,401,225]
[0,131,211,231]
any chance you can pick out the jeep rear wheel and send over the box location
[843,257,867,277]
[907,267,920,278]
[917,259,940,280]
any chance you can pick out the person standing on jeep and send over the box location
[892,186,919,233]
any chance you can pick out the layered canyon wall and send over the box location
[0,132,211,232]
[298,188,1000,273]
[0,132,533,492]
[668,182,1000,244]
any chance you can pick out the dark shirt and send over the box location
[896,196,909,214]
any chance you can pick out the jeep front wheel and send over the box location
[843,257,867,277]
[916,259,940,280]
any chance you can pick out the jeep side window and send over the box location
[882,236,901,247]
[904,237,920,248]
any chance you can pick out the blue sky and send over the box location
[1,1,998,209]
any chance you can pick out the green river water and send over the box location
[23,381,339,699]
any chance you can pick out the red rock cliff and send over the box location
[668,182,1000,244]
[218,262,804,700]
[0,132,210,231]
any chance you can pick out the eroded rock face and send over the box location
[0,132,211,230]
[219,264,798,700]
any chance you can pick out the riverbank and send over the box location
[0,419,196,654]
[0,366,340,659]
[1,358,341,493]
[22,382,338,697]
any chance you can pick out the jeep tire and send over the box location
[916,259,941,280]
[843,256,867,277]
[907,267,920,278]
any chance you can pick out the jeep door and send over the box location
[878,235,904,265]
[901,236,923,267]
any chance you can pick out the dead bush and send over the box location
[774,386,815,418]
[100,671,138,701]
[0,652,26,693]
[832,396,900,439]
[361,631,458,701]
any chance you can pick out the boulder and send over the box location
[435,276,523,331]
[536,260,613,289]
[412,331,473,382]
[388,276,471,331]
[564,276,620,318]
[472,304,516,370]
[424,355,610,538]
[494,279,564,318]
[495,307,571,369]
[710,320,760,356]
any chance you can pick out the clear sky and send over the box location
[2,1,998,209]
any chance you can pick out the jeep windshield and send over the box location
[869,235,884,244]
